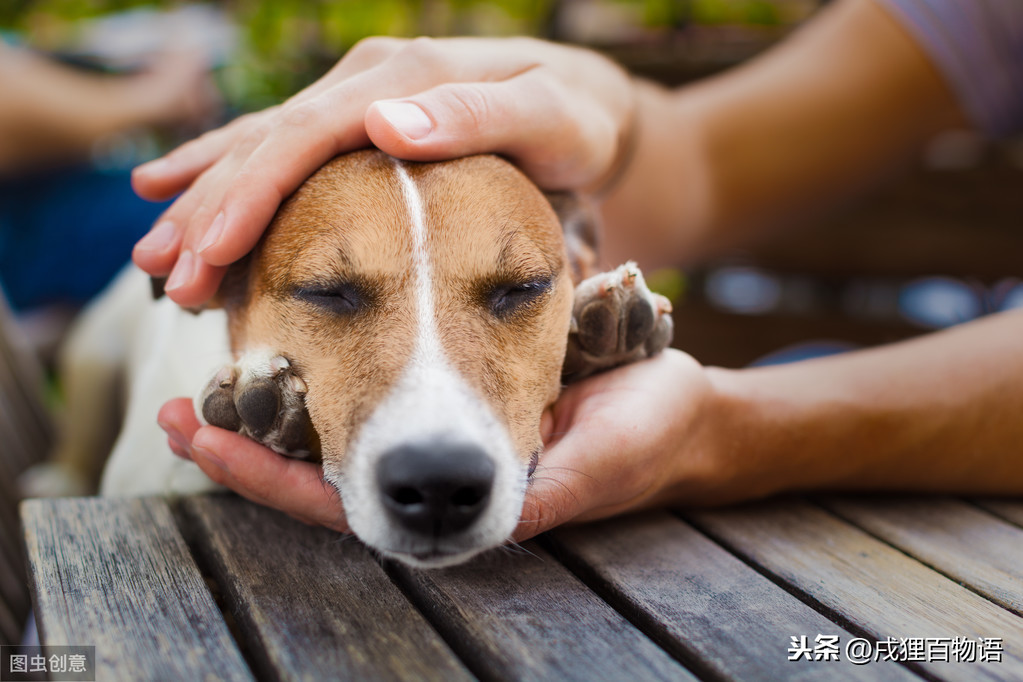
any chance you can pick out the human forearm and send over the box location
[705,311,1023,501]
[0,45,214,172]
[0,48,141,168]
[600,0,967,268]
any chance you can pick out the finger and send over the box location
[513,469,586,542]
[190,425,349,532]
[132,111,270,200]
[511,391,617,541]
[366,69,618,190]
[308,36,407,88]
[162,249,228,307]
[132,218,182,276]
[159,397,206,461]
[133,145,239,277]
[540,408,555,445]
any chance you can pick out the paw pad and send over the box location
[197,350,317,459]
[564,262,674,381]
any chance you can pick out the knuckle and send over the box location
[396,36,448,71]
[347,36,404,63]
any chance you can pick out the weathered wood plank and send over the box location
[548,511,918,681]
[21,497,254,682]
[820,496,1023,616]
[179,495,473,682]
[389,540,695,682]
[974,499,1023,529]
[685,500,1023,681]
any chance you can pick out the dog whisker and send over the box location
[498,542,543,561]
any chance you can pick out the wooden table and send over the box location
[19,494,1023,681]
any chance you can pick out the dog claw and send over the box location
[563,261,674,381]
[288,374,308,394]
[197,350,319,459]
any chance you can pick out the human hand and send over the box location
[131,37,634,307]
[158,398,350,532]
[513,349,726,542]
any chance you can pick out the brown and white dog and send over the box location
[24,150,673,567]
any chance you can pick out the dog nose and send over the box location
[377,442,495,536]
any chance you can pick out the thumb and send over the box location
[365,74,617,190]
[513,472,584,543]
[512,426,599,542]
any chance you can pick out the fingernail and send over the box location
[375,101,433,140]
[164,250,196,292]
[135,220,177,253]
[198,211,225,254]
[159,421,193,460]
[192,444,228,472]
[540,410,554,442]
[159,421,189,449]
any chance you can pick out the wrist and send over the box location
[701,364,851,502]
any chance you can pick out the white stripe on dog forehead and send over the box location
[394,162,442,360]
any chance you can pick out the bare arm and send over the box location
[0,43,217,173]
[600,0,967,268]
[702,309,1023,503]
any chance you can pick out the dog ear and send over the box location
[544,192,601,283]
[148,253,252,315]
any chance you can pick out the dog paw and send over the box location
[563,261,674,381]
[197,350,318,459]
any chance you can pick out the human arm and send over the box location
[598,0,967,268]
[0,43,218,173]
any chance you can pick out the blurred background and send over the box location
[0,0,1021,369]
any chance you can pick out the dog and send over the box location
[23,150,673,567]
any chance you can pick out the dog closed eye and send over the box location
[485,277,553,318]
[292,281,372,316]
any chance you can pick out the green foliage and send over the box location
[4,0,788,109]
[691,0,780,25]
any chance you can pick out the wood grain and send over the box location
[821,496,1023,616]
[180,494,472,682]
[389,539,694,682]
[549,511,917,681]
[685,500,1023,681]
[21,497,254,681]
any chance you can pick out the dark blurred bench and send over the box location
[0,289,53,644]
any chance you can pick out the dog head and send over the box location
[217,150,577,566]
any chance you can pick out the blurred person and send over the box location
[0,41,219,313]
[134,0,1023,539]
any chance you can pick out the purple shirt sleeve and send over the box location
[878,0,1023,137]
